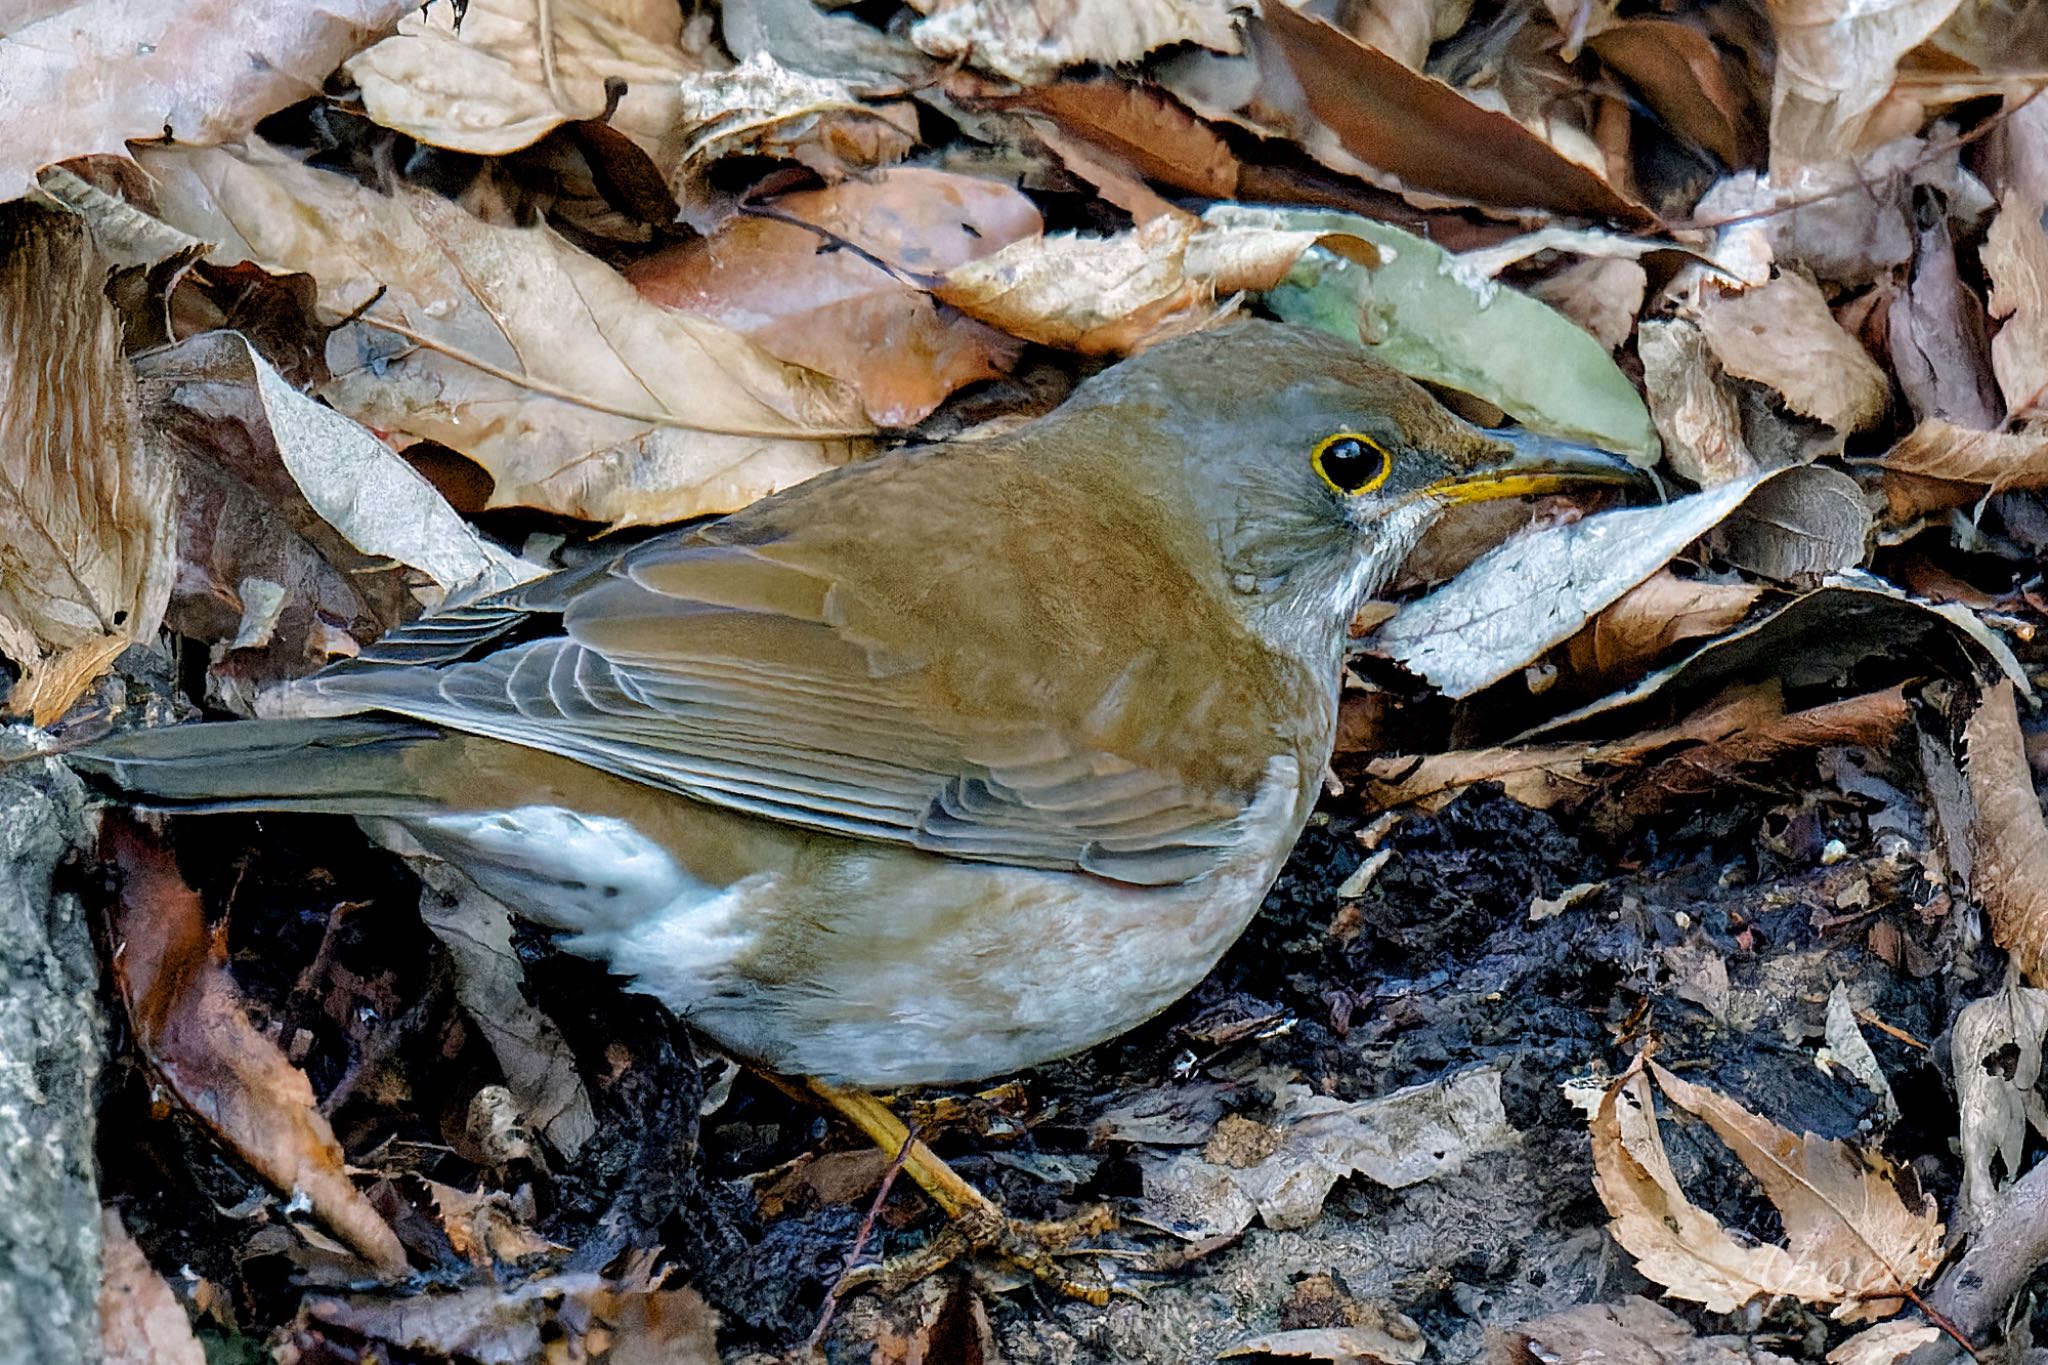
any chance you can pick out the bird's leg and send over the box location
[804,1078,1118,1305]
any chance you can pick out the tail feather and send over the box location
[71,717,450,815]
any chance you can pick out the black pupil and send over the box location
[1322,437,1382,491]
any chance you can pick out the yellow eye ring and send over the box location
[1312,432,1392,496]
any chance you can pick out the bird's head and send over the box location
[1047,320,1647,662]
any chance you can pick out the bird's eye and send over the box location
[1312,433,1392,495]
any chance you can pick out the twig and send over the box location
[804,1124,918,1356]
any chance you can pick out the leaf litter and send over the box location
[12,0,2048,1361]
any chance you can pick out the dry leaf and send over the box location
[1881,418,2048,488]
[1710,464,1872,583]
[1985,189,2048,420]
[1487,1296,1798,1364]
[670,53,921,206]
[1765,0,1963,172]
[1697,271,1890,432]
[906,0,1246,84]
[1961,680,2048,984]
[307,1259,717,1365]
[1223,1323,1427,1364]
[1951,985,2048,1226]
[1585,14,1768,168]
[104,817,408,1277]
[934,212,1343,354]
[0,0,411,198]
[346,0,705,160]
[1558,570,1763,695]
[1650,1061,1943,1320]
[1825,1320,1945,1364]
[414,862,598,1159]
[1889,204,2003,428]
[1585,1052,1941,1321]
[138,138,872,527]
[629,168,1041,425]
[0,205,176,724]
[1373,475,1769,699]
[1638,320,1757,486]
[99,1208,204,1365]
[1527,257,1647,352]
[1139,1069,1513,1239]
[1214,4,1652,223]
[987,77,1242,199]
[425,1181,565,1268]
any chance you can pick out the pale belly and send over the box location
[400,757,1307,1088]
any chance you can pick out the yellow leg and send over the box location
[804,1078,1117,1304]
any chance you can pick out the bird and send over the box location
[75,319,1641,1298]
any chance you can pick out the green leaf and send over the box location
[1210,205,1660,463]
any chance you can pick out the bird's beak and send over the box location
[1425,430,1649,507]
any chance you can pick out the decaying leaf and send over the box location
[306,1255,717,1365]
[0,204,176,724]
[1486,1296,1799,1365]
[1239,205,1660,462]
[983,76,1243,200]
[425,1181,565,1268]
[346,0,705,160]
[1223,1322,1426,1365]
[1526,257,1648,353]
[1710,464,1872,583]
[1824,1320,1946,1365]
[1961,681,2048,984]
[1139,1068,1513,1240]
[1951,985,2048,1227]
[0,0,412,199]
[1985,189,2048,420]
[138,138,872,527]
[1637,319,1757,487]
[1697,271,1890,433]
[906,0,1246,85]
[104,817,408,1277]
[670,53,922,205]
[1557,570,1764,697]
[412,861,598,1159]
[630,168,1041,424]
[933,211,1351,354]
[1765,0,1964,172]
[1583,1052,1942,1321]
[1889,203,2003,428]
[99,1208,204,1365]
[1881,418,2048,488]
[1373,475,1768,699]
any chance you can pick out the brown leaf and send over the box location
[1637,319,1757,486]
[424,1181,564,1269]
[1881,418,2048,488]
[346,0,707,160]
[629,168,1041,426]
[306,1259,717,1365]
[1648,1061,1943,1320]
[905,0,1245,85]
[1242,4,1651,223]
[104,817,408,1277]
[1764,0,1963,173]
[934,212,1353,354]
[1526,257,1647,352]
[1559,570,1763,695]
[137,138,872,527]
[1888,204,2003,428]
[1961,680,2048,984]
[1583,1052,1941,1321]
[0,205,176,724]
[99,1208,204,1365]
[1697,271,1890,432]
[1586,17,1766,168]
[1487,1297,1798,1365]
[0,0,411,198]
[1709,464,1873,583]
[1986,189,2048,420]
[988,76,1243,200]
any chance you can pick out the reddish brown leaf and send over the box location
[628,168,1040,427]
[105,818,408,1277]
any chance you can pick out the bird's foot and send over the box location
[843,1202,1124,1305]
